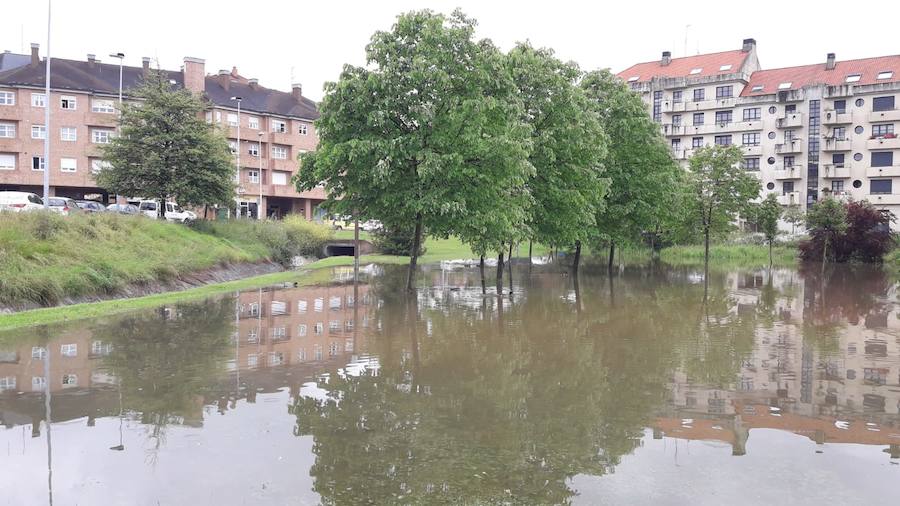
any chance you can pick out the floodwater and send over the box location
[1,261,898,505]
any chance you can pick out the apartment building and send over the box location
[0,44,325,219]
[618,40,900,227]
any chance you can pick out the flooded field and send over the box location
[1,262,898,505]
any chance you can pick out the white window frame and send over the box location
[877,71,894,80]
[272,146,288,159]
[845,74,861,83]
[32,156,45,171]
[248,116,259,129]
[228,140,237,154]
[298,122,309,135]
[248,143,259,157]
[91,98,115,113]
[60,127,77,142]
[91,159,110,174]
[272,120,286,133]
[92,129,113,144]
[32,376,46,391]
[298,300,308,313]
[60,157,77,173]
[0,90,14,106]
[31,124,46,139]
[271,171,287,186]
[227,113,238,127]
[61,374,78,387]
[314,322,324,334]
[314,298,323,312]
[0,376,16,391]
[32,346,47,359]
[31,93,46,107]
[60,95,77,110]
[298,324,307,337]
[248,169,259,184]
[0,122,16,138]
[0,153,16,170]
[60,343,77,357]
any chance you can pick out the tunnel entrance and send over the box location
[324,244,356,257]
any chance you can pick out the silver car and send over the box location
[46,197,82,216]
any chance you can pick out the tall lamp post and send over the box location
[230,96,242,218]
[257,131,264,220]
[108,52,124,205]
[42,0,52,208]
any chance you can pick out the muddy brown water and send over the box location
[1,262,898,505]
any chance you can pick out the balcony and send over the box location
[821,164,851,179]
[663,101,685,113]
[240,157,268,170]
[740,144,762,156]
[868,108,900,123]
[776,112,804,129]
[83,112,117,127]
[662,124,683,136]
[866,136,900,150]
[866,165,900,178]
[270,131,294,145]
[867,193,900,205]
[730,120,764,132]
[822,137,851,152]
[271,158,297,172]
[822,109,852,125]
[686,97,736,111]
[774,165,804,180]
[775,141,802,154]
[777,192,802,206]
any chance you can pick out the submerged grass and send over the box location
[659,244,798,267]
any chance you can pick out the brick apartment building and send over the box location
[0,44,326,219]
[618,39,900,228]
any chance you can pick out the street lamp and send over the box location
[108,52,124,206]
[257,131,264,220]
[42,0,52,209]
[230,96,242,218]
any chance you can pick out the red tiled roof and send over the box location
[741,55,900,96]
[617,50,749,83]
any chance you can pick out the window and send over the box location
[91,341,112,356]
[627,76,639,82]
[652,91,662,122]
[742,158,760,171]
[832,153,845,167]
[32,346,47,359]
[672,90,682,103]
[693,112,704,125]
[60,158,77,172]
[672,114,681,126]
[272,327,287,339]
[872,124,894,137]
[248,169,259,184]
[248,143,259,157]
[777,82,792,90]
[271,301,287,316]
[785,104,796,114]
[272,146,288,159]
[32,377,46,391]
[248,116,259,129]
[714,135,732,146]
[314,345,323,361]
[329,320,340,333]
[60,127,77,142]
[671,138,681,148]
[0,376,15,391]
[32,156,45,171]
[742,133,760,146]
[719,64,732,71]
[329,296,341,310]
[692,137,703,148]
[751,85,764,92]
[31,125,46,139]
[60,95,76,109]
[228,140,237,154]
[873,96,895,112]
[693,89,705,102]
[272,120,287,133]
[91,99,115,113]
[314,322,324,335]
[743,108,761,121]
[689,68,702,75]
[298,324,307,337]
[0,122,15,138]
[0,153,14,170]
[31,93,46,107]
[845,74,861,83]
[92,129,113,144]
[832,180,844,193]
[877,71,894,80]
[833,100,846,114]
[833,127,847,140]
[298,300,308,313]
[783,181,794,194]
[247,354,258,368]
[227,113,238,126]
[247,329,258,343]
[872,151,894,167]
[60,343,77,357]
[715,110,732,124]
[215,111,222,123]
[272,171,287,185]
[298,122,309,135]
[870,179,892,194]
[715,86,733,99]
[784,155,795,167]
[269,352,284,366]
[205,111,213,123]
[0,90,14,105]
[314,298,323,312]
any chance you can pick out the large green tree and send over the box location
[507,44,608,272]
[756,193,782,265]
[581,70,683,268]
[683,144,759,273]
[804,197,848,270]
[97,71,235,218]
[295,10,532,290]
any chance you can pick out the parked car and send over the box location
[0,191,44,212]
[76,200,106,213]
[106,203,140,215]
[360,219,383,232]
[46,197,83,216]
[138,200,195,223]
[329,215,355,230]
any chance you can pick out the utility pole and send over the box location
[42,0,52,208]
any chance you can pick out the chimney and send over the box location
[292,83,303,101]
[661,51,672,66]
[231,66,239,77]
[87,54,97,68]
[741,38,756,53]
[30,43,39,66]
[826,53,836,71]
[142,57,151,75]
[248,78,259,90]
[216,69,231,91]
[182,56,206,94]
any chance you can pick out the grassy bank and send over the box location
[0,212,330,307]
[659,244,798,267]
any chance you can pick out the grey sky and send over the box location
[3,0,899,101]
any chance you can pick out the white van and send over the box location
[0,191,45,212]
[138,200,196,223]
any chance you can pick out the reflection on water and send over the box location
[1,263,898,505]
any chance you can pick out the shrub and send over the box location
[800,200,894,263]
[191,217,332,266]
[372,223,426,256]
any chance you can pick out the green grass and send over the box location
[659,244,798,267]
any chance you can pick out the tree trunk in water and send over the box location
[768,241,773,267]
[822,238,828,276]
[528,240,533,265]
[479,255,486,295]
[608,242,615,272]
[703,228,710,302]
[573,240,582,274]
[507,243,514,295]
[496,249,505,295]
[405,213,423,291]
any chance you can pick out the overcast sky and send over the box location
[3,0,899,101]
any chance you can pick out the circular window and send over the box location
[854,125,864,135]
[853,152,863,162]
[768,131,776,140]
[768,106,777,114]
[767,157,776,165]
[855,98,864,107]
[853,179,862,189]
[766,182,775,190]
